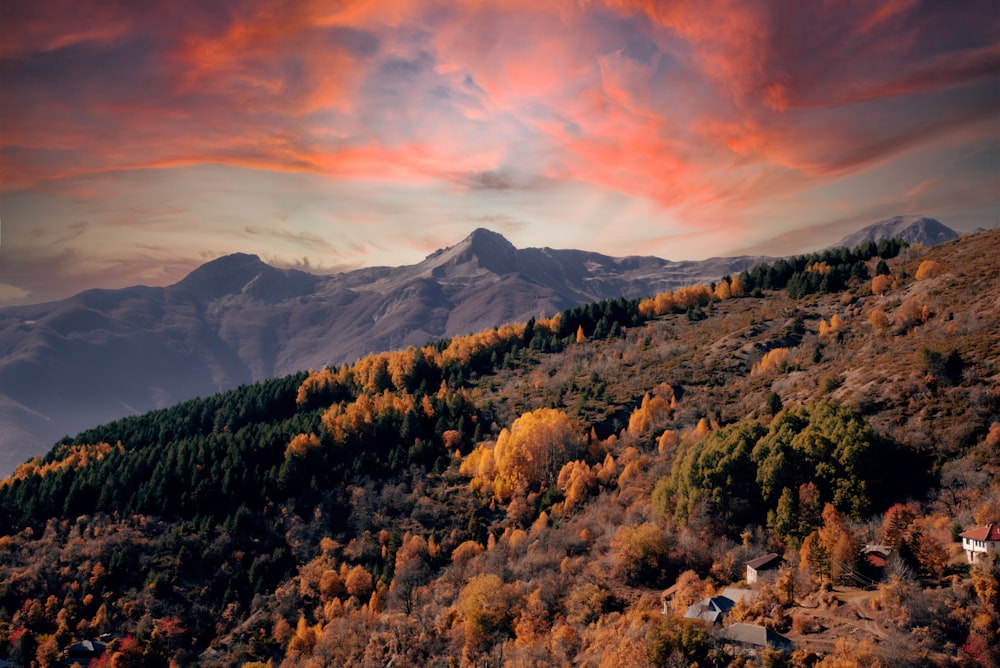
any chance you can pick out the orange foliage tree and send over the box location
[871,274,892,295]
[914,259,945,280]
[869,308,890,332]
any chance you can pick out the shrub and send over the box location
[915,260,945,280]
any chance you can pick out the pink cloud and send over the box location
[1,0,996,260]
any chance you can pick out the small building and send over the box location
[718,623,794,652]
[863,544,891,567]
[745,552,783,584]
[65,639,107,664]
[720,586,757,605]
[683,595,737,625]
[660,583,679,614]
[960,524,1000,563]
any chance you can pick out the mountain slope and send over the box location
[0,229,767,473]
[832,214,957,248]
[0,229,995,667]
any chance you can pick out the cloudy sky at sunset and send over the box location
[1,0,997,306]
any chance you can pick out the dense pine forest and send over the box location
[1,231,998,667]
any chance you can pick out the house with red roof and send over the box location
[959,524,1000,563]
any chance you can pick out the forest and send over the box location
[0,230,997,667]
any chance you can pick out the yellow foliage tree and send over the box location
[669,570,713,616]
[751,347,796,376]
[491,408,581,501]
[319,569,345,602]
[657,429,678,455]
[819,314,843,337]
[451,540,484,565]
[556,460,598,510]
[596,452,618,485]
[285,432,320,458]
[321,390,416,443]
[730,273,744,297]
[459,443,496,495]
[457,574,522,655]
[627,394,672,438]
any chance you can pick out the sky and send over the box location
[0,0,997,306]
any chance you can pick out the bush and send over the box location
[792,614,822,634]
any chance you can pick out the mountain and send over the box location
[832,214,957,249]
[0,229,767,474]
[1,229,996,666]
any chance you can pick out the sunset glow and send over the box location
[1,0,997,305]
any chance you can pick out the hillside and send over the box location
[0,229,768,476]
[0,230,997,667]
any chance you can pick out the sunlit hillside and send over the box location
[1,230,997,667]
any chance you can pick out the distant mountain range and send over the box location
[0,217,957,474]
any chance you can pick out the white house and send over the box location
[960,524,1000,563]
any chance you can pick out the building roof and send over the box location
[863,544,892,556]
[67,640,107,657]
[683,595,736,622]
[686,609,724,624]
[865,552,888,569]
[720,587,757,604]
[718,623,794,650]
[960,524,1000,541]
[745,552,783,571]
[661,583,679,600]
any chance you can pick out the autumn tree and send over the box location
[491,408,582,501]
[627,394,672,439]
[457,574,522,657]
[287,615,319,658]
[869,308,890,332]
[556,460,598,510]
[648,617,711,667]
[969,553,1000,649]
[344,565,374,600]
[881,503,946,578]
[668,570,713,616]
[800,504,859,585]
[871,274,892,294]
[614,523,672,586]
[914,259,945,280]
[390,534,433,613]
[319,569,346,601]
